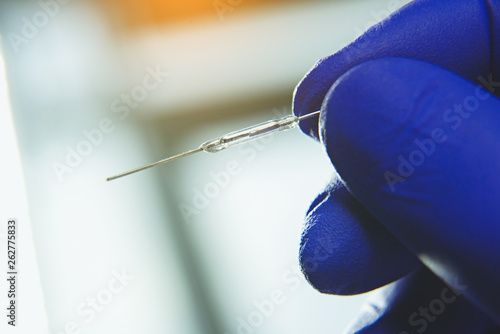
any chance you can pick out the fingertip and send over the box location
[320,57,462,192]
[345,268,500,333]
[299,182,420,295]
[293,0,491,139]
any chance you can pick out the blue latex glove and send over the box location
[294,0,500,332]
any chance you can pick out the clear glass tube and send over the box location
[200,115,299,153]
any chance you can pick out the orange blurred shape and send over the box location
[101,0,293,28]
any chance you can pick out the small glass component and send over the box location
[107,111,320,181]
[200,115,300,153]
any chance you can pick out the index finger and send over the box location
[293,0,500,138]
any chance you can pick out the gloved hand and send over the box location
[293,0,500,332]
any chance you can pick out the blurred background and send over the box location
[0,0,411,333]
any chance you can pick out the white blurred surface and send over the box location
[0,46,48,333]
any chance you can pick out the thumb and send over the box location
[345,268,499,334]
[320,57,500,323]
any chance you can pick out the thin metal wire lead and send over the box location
[298,110,321,121]
[106,148,203,181]
[106,111,320,181]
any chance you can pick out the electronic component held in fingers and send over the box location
[106,110,321,181]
